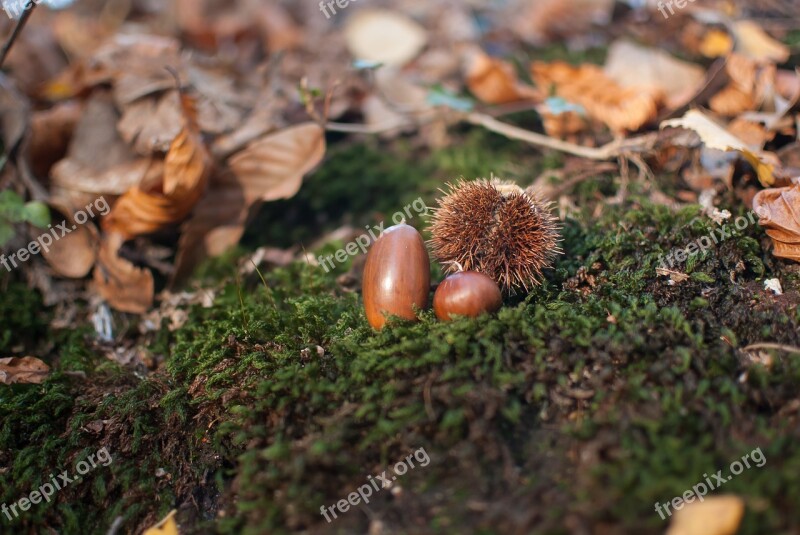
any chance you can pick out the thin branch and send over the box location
[743,343,800,355]
[0,2,37,69]
[326,109,660,161]
[464,112,659,161]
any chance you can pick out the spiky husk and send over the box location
[428,179,562,292]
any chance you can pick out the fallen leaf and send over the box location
[604,40,705,109]
[531,61,662,132]
[666,495,745,535]
[700,28,734,58]
[172,123,326,284]
[662,109,750,152]
[93,233,155,314]
[753,185,800,262]
[229,122,326,204]
[103,93,212,239]
[344,9,427,66]
[50,91,151,200]
[661,109,778,186]
[143,509,179,535]
[732,20,791,64]
[465,49,540,105]
[39,201,98,279]
[511,0,614,46]
[0,356,50,385]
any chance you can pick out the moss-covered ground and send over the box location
[2,124,800,535]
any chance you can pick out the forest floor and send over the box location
[3,126,800,534]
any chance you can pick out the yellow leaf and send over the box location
[661,109,777,186]
[700,29,734,58]
[143,510,179,535]
[666,495,744,535]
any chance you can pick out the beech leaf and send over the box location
[0,356,50,385]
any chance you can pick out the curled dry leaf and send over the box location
[93,233,155,314]
[465,49,540,105]
[172,123,326,284]
[531,61,662,132]
[666,495,744,535]
[103,93,212,240]
[0,356,50,385]
[39,201,98,279]
[661,109,780,187]
[753,185,800,262]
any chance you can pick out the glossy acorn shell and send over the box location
[362,224,431,330]
[433,271,503,321]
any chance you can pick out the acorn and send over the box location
[429,178,562,292]
[433,269,502,321]
[362,223,430,330]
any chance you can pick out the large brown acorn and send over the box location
[362,223,430,330]
[433,270,502,321]
[429,178,561,291]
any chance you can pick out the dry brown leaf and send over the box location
[709,54,775,117]
[103,94,212,240]
[753,185,800,262]
[171,123,326,285]
[733,20,791,64]
[39,202,98,279]
[603,40,705,109]
[666,495,744,535]
[229,122,326,204]
[93,233,154,314]
[50,91,148,202]
[727,117,774,148]
[28,100,81,178]
[531,61,662,132]
[511,0,614,46]
[0,356,50,385]
[465,50,540,105]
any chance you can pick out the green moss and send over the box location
[2,136,799,535]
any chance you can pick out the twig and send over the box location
[464,112,659,161]
[743,343,800,355]
[0,2,37,69]
[326,109,659,161]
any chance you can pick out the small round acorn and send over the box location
[362,223,431,330]
[433,269,502,321]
